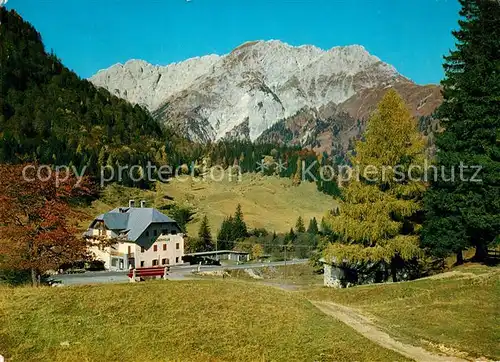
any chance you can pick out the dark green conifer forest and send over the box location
[422,0,500,262]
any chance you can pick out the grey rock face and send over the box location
[90,40,403,142]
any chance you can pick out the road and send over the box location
[53,259,308,286]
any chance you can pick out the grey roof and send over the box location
[89,207,178,242]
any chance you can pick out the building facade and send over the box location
[85,200,185,270]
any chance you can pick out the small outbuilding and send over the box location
[321,257,388,288]
[183,250,250,265]
[320,257,349,288]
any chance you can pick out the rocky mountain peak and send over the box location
[89,40,434,144]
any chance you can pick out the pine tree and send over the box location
[295,216,306,233]
[217,216,234,250]
[320,216,330,234]
[422,0,500,263]
[307,217,319,234]
[232,204,248,239]
[166,205,195,233]
[197,215,214,252]
[324,90,426,281]
[285,228,296,243]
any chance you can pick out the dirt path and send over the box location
[311,301,468,362]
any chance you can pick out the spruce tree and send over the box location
[232,204,248,239]
[197,215,214,252]
[324,90,426,281]
[422,0,500,262]
[307,217,319,234]
[285,228,296,243]
[295,216,306,233]
[217,216,234,250]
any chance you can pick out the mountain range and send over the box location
[90,40,442,154]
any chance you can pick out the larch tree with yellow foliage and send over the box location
[324,89,427,282]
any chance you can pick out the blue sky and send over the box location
[7,0,460,84]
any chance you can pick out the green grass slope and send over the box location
[0,281,410,362]
[305,264,500,360]
[82,174,336,236]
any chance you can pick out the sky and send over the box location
[6,0,461,84]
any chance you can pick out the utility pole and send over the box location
[284,245,287,284]
[215,239,218,262]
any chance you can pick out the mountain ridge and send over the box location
[94,40,388,77]
[90,40,441,149]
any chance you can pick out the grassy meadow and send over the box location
[78,174,336,236]
[0,280,410,362]
[1,265,498,361]
[304,264,500,360]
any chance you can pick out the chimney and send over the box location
[129,200,135,208]
[140,200,146,208]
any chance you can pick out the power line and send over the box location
[188,238,318,248]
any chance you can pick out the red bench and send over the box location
[127,266,170,282]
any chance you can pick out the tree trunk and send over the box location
[390,258,397,282]
[473,243,488,262]
[31,268,37,287]
[382,261,390,282]
[456,250,464,265]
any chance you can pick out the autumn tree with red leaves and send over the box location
[0,164,93,286]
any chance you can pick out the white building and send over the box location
[85,200,185,271]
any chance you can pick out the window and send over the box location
[176,243,180,250]
[140,261,145,267]
[161,258,167,265]
[166,258,170,265]
[146,231,149,237]
[163,244,167,251]
[128,246,132,255]
[153,245,158,252]
[141,247,145,253]
[153,230,157,236]
[111,258,118,267]
[175,257,179,263]
[162,229,168,235]
[152,259,158,266]
[171,230,177,235]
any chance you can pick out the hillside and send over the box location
[80,174,337,236]
[257,82,442,155]
[0,280,411,362]
[0,9,170,183]
[90,40,442,147]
